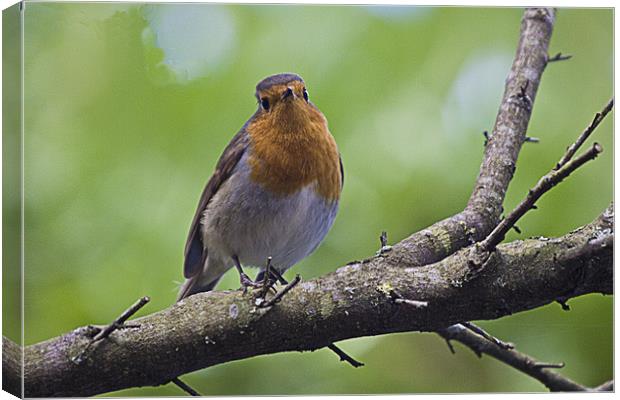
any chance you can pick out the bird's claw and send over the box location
[240,272,261,293]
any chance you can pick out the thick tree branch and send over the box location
[10,204,612,397]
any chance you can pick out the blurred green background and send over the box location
[14,3,613,395]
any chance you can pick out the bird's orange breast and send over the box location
[246,103,341,202]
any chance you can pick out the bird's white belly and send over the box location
[200,156,338,278]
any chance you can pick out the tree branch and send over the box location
[480,142,604,252]
[385,8,555,269]
[438,324,588,392]
[10,204,612,397]
[555,98,613,170]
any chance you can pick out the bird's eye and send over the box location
[260,97,270,110]
[303,88,309,102]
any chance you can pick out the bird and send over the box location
[177,73,343,301]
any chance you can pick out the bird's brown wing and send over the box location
[183,128,249,279]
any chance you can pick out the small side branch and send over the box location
[547,52,572,63]
[461,322,513,350]
[438,324,587,392]
[480,142,602,251]
[556,98,614,170]
[394,298,428,308]
[253,275,363,369]
[384,288,428,309]
[91,296,150,342]
[73,296,149,363]
[327,344,365,368]
[171,377,201,396]
[377,231,392,255]
[258,275,301,308]
[478,99,613,252]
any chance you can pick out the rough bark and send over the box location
[2,337,22,397]
[5,205,610,397]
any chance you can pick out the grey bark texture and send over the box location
[2,337,22,397]
[1,7,613,398]
[13,205,613,397]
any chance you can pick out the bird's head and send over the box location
[254,73,324,131]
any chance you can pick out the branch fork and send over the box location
[72,296,150,364]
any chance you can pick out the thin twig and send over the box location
[461,322,514,350]
[255,274,363,369]
[92,297,150,342]
[438,324,587,391]
[387,289,428,309]
[259,275,301,308]
[444,338,456,354]
[258,257,277,298]
[556,98,613,170]
[394,298,428,308]
[171,377,201,396]
[73,297,150,363]
[480,142,603,252]
[267,264,289,285]
[555,297,571,311]
[377,231,392,255]
[478,99,613,251]
[327,344,365,368]
[547,52,572,63]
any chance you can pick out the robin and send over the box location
[178,73,343,301]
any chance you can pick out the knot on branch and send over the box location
[508,80,532,112]
[464,244,493,281]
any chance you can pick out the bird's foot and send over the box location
[233,255,262,293]
[257,257,279,298]
[239,272,261,294]
[256,275,301,308]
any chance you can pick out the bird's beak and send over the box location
[282,87,296,101]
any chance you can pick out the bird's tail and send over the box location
[176,275,220,302]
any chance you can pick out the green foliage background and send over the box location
[11,3,614,395]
